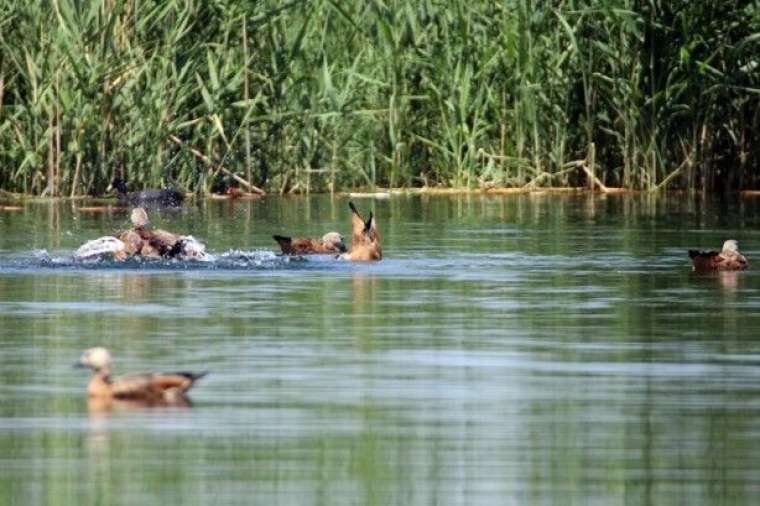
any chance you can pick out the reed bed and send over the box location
[0,0,758,195]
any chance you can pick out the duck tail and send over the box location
[272,234,293,253]
[175,371,208,382]
[688,249,701,259]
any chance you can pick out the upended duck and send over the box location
[272,232,346,255]
[340,201,382,261]
[688,240,748,272]
[74,207,208,261]
[75,347,206,407]
[108,177,184,208]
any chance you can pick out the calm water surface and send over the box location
[1,194,760,505]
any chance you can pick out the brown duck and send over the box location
[74,208,207,261]
[689,240,748,272]
[120,207,184,259]
[75,347,207,405]
[272,232,346,255]
[340,201,382,261]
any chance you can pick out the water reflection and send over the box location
[0,194,759,505]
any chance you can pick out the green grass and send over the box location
[1,0,758,195]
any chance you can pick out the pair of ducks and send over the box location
[273,202,382,261]
[75,238,747,409]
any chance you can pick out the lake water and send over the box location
[1,193,760,505]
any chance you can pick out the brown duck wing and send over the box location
[110,373,155,398]
[290,238,331,254]
[116,230,144,257]
[274,235,337,254]
[136,228,180,257]
[719,252,748,271]
[689,250,722,272]
[148,229,180,253]
[112,371,207,399]
[349,202,367,246]
[150,229,180,245]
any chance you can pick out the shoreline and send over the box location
[4,186,756,204]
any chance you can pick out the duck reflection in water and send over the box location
[75,347,206,411]
[87,395,192,413]
[716,270,741,294]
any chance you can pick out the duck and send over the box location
[339,201,382,261]
[74,207,209,261]
[272,232,347,255]
[107,177,184,208]
[75,347,207,406]
[688,239,748,272]
[126,207,184,258]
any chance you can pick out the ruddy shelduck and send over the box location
[340,201,382,261]
[75,347,206,405]
[272,232,347,255]
[688,239,748,272]
[75,208,207,261]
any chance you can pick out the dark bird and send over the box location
[107,177,184,208]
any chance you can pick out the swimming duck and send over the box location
[74,208,209,261]
[340,201,382,261]
[688,240,748,272]
[108,177,184,208]
[127,207,183,258]
[272,232,347,255]
[75,347,207,405]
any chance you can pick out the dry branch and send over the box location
[168,135,265,195]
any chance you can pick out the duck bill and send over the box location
[73,360,87,369]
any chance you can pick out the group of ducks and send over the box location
[75,200,382,263]
[74,200,382,410]
[72,180,748,409]
[76,238,748,411]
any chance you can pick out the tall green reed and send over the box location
[0,0,757,195]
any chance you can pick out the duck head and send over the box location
[75,347,113,375]
[131,207,149,228]
[322,232,347,253]
[343,201,382,261]
[722,240,739,253]
[107,177,128,195]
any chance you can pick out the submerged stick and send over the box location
[577,145,608,193]
[521,164,580,190]
[654,142,693,192]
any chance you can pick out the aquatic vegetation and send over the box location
[0,0,758,195]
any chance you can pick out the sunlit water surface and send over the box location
[2,194,760,505]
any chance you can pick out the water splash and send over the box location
[0,248,306,272]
